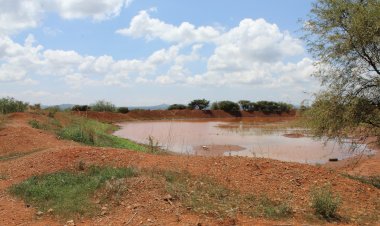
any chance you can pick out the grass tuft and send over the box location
[310,184,341,220]
[343,174,380,189]
[9,166,138,218]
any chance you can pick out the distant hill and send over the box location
[42,104,74,110]
[128,104,170,110]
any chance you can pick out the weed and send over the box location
[9,166,138,218]
[147,135,161,153]
[310,184,341,220]
[342,174,380,189]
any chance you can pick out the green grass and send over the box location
[157,170,293,219]
[310,185,341,220]
[342,174,380,189]
[57,115,148,152]
[10,166,138,218]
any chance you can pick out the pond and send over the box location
[113,118,374,164]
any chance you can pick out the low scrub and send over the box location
[158,170,293,219]
[310,185,341,220]
[0,97,28,114]
[10,166,138,218]
[167,104,187,110]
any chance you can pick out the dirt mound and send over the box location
[0,112,378,225]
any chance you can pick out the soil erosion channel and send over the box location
[114,118,374,164]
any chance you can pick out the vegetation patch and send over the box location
[0,149,45,162]
[0,97,28,114]
[57,115,148,152]
[310,185,341,220]
[343,174,380,189]
[10,166,138,218]
[156,170,293,219]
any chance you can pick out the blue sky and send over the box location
[0,0,318,106]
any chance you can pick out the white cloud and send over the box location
[51,0,130,21]
[0,0,44,35]
[0,0,134,35]
[116,10,221,43]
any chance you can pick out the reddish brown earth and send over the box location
[0,112,379,226]
[74,109,296,123]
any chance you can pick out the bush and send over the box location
[0,97,28,114]
[167,104,187,110]
[311,185,341,219]
[117,107,129,114]
[90,100,116,112]
[71,105,90,111]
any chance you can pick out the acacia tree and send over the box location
[303,0,380,143]
[188,99,210,110]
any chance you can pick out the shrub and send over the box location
[91,100,116,112]
[167,104,187,110]
[45,106,60,117]
[0,97,28,114]
[311,185,341,219]
[71,105,90,111]
[117,107,129,114]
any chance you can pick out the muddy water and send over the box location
[114,118,374,164]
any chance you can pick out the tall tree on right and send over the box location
[303,0,380,143]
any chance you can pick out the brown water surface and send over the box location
[114,118,374,164]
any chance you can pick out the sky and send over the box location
[0,0,319,106]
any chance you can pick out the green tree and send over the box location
[217,101,240,113]
[188,99,210,110]
[0,97,28,114]
[238,100,251,111]
[303,0,380,143]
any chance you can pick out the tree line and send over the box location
[168,99,293,114]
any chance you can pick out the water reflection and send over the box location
[113,118,374,164]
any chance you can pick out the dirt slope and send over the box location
[0,112,378,226]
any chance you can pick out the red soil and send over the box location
[74,109,296,123]
[0,112,379,226]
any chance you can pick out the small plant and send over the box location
[28,119,48,130]
[147,136,160,153]
[310,185,341,220]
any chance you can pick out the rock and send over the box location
[101,211,107,216]
[163,194,173,201]
[66,220,75,226]
[47,208,53,213]
[101,206,108,211]
[36,211,43,216]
